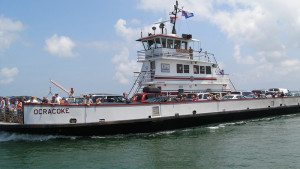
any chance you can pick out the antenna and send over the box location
[47,86,53,97]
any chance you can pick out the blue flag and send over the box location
[182,10,194,19]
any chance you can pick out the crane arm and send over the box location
[50,79,70,95]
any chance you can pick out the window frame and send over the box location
[206,66,212,74]
[184,65,189,73]
[193,65,199,74]
[177,64,183,73]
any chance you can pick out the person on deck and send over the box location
[69,88,75,98]
[26,96,39,103]
[189,47,193,60]
[54,94,62,104]
[83,95,93,106]
[42,97,49,104]
[95,98,102,104]
[0,97,5,114]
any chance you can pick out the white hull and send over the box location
[23,97,300,125]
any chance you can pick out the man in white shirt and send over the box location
[54,94,62,104]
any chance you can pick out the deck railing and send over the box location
[137,49,216,64]
[0,110,23,124]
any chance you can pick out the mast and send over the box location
[171,0,180,34]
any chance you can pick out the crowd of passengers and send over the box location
[0,96,25,123]
[39,94,103,105]
[0,94,106,123]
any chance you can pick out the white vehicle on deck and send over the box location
[222,94,245,100]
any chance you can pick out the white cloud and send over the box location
[112,47,140,84]
[233,45,256,65]
[44,34,76,57]
[114,19,140,42]
[0,16,24,50]
[0,67,19,84]
[112,18,153,85]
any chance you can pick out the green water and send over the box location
[0,114,300,169]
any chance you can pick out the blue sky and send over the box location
[1,0,300,97]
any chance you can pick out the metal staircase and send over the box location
[128,71,147,97]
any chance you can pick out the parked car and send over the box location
[244,94,258,99]
[222,94,245,100]
[251,90,267,98]
[211,92,228,98]
[231,91,252,96]
[268,88,290,96]
[65,97,84,104]
[90,94,127,103]
[144,96,179,103]
[132,93,159,103]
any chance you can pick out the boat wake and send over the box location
[206,113,300,130]
[0,132,74,142]
[206,121,245,130]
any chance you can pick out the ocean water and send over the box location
[0,114,300,169]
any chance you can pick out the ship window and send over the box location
[167,39,174,48]
[177,64,183,73]
[206,66,211,74]
[184,65,189,73]
[200,66,205,74]
[174,40,181,49]
[147,39,155,49]
[161,38,166,48]
[181,41,188,49]
[142,41,147,50]
[193,65,199,74]
[155,38,162,48]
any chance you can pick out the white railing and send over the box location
[137,49,216,64]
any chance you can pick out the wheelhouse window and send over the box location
[184,65,189,73]
[181,41,188,49]
[206,66,212,74]
[147,39,155,49]
[167,39,174,48]
[161,38,166,48]
[177,64,183,73]
[142,41,147,50]
[200,66,205,74]
[174,40,181,49]
[155,38,162,48]
[193,65,199,74]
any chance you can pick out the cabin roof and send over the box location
[136,34,191,42]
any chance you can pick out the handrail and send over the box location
[137,50,216,63]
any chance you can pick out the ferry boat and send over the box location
[1,1,300,136]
